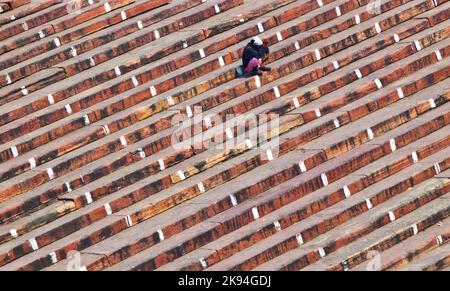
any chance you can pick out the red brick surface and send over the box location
[0,0,448,271]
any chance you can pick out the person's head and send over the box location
[250,36,263,47]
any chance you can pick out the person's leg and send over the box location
[243,57,262,74]
[259,55,271,71]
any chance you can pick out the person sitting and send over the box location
[241,36,271,76]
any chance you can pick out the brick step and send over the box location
[0,0,211,78]
[16,55,450,240]
[30,116,450,269]
[0,68,67,107]
[0,0,444,272]
[147,158,450,270]
[39,118,450,271]
[0,26,444,232]
[256,183,450,271]
[0,91,445,270]
[343,217,450,270]
[0,0,172,57]
[0,0,136,44]
[151,128,450,270]
[158,119,450,271]
[0,0,344,137]
[0,0,446,273]
[0,0,370,225]
[0,0,348,160]
[0,35,446,245]
[400,244,450,270]
[0,0,273,87]
[0,0,211,106]
[0,0,59,26]
[0,10,444,207]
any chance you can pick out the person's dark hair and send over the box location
[249,39,261,48]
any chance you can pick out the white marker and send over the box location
[388,211,396,222]
[375,22,381,34]
[266,149,274,161]
[366,128,374,140]
[254,75,261,88]
[21,86,28,96]
[50,252,58,264]
[125,215,133,227]
[84,192,93,204]
[411,224,418,235]
[314,108,321,118]
[252,207,260,219]
[389,139,397,152]
[374,79,383,89]
[157,229,165,241]
[199,48,206,58]
[314,49,321,61]
[396,88,404,99]
[293,97,300,108]
[167,96,175,106]
[318,247,326,258]
[10,146,19,158]
[47,168,55,180]
[393,34,400,43]
[332,60,340,69]
[29,158,36,169]
[102,125,110,135]
[276,32,283,42]
[414,40,422,51]
[198,182,205,193]
[10,229,18,238]
[299,161,307,173]
[229,194,238,206]
[296,233,304,245]
[428,98,436,108]
[411,151,418,163]
[273,86,281,98]
[321,173,328,186]
[218,56,225,67]
[131,76,139,87]
[177,170,186,181]
[150,86,157,96]
[70,46,77,57]
[274,221,282,232]
[82,117,91,129]
[104,203,113,216]
[343,185,351,198]
[114,66,121,76]
[366,198,373,209]
[29,238,39,251]
[334,118,340,128]
[257,22,264,33]
[158,159,165,170]
[120,136,127,147]
[104,2,111,12]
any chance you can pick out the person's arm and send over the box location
[260,46,270,63]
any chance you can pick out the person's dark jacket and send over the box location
[242,41,270,68]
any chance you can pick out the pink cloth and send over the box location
[243,57,262,73]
